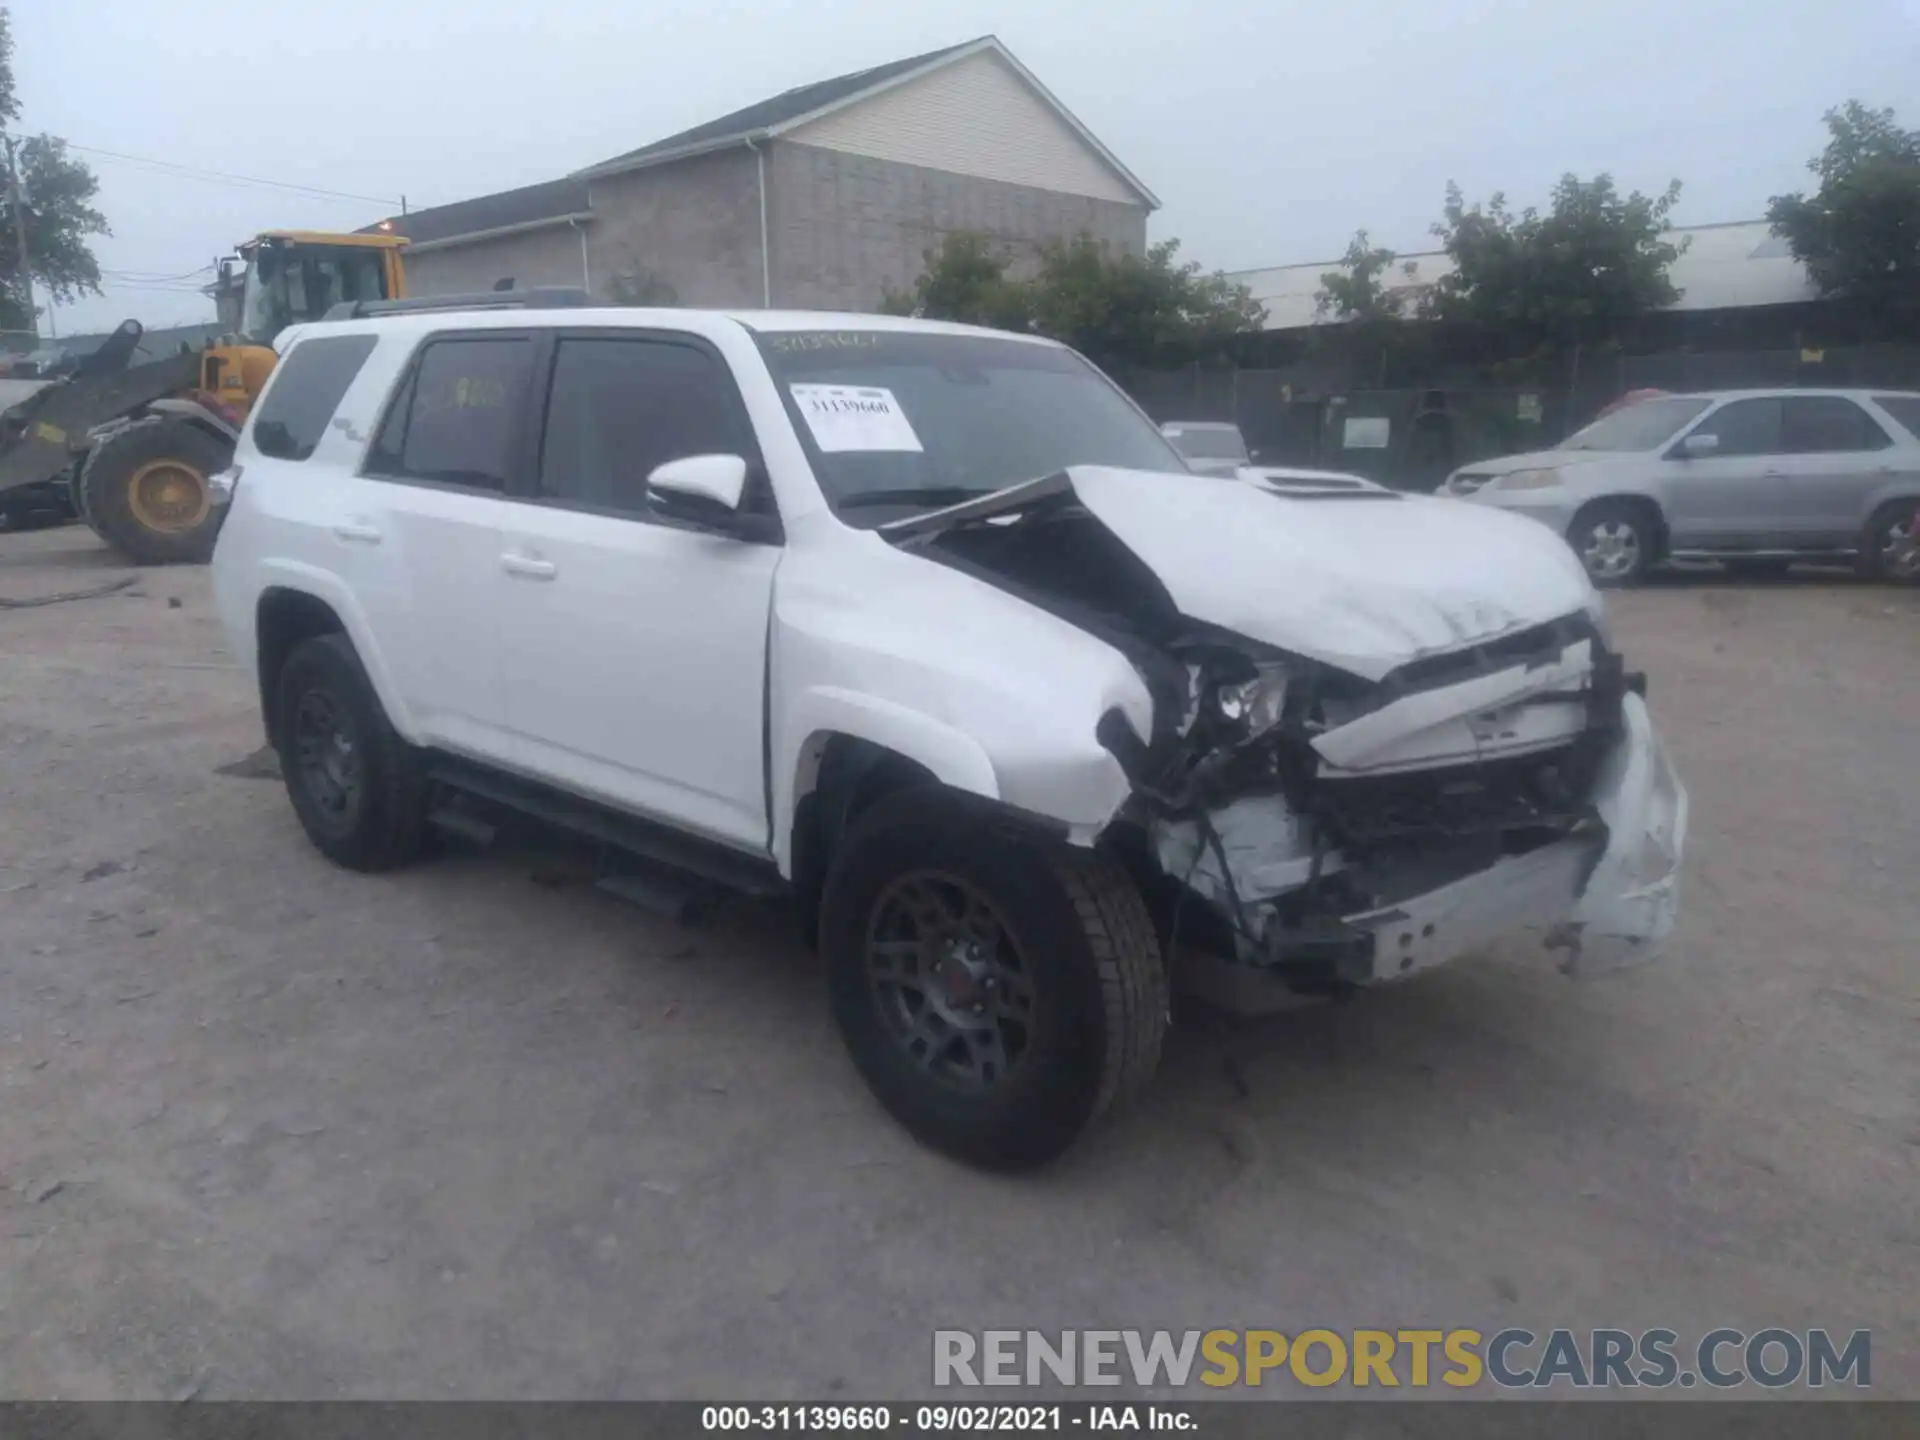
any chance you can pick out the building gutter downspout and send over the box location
[744,134,771,306]
[570,215,591,294]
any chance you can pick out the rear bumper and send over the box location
[1345,692,1685,982]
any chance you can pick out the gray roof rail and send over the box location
[321,288,598,321]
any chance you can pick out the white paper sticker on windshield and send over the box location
[789,384,924,453]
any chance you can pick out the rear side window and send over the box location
[1871,395,1920,441]
[1781,395,1890,454]
[251,334,377,461]
[369,336,534,491]
[537,337,764,516]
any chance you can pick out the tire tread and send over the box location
[275,633,429,872]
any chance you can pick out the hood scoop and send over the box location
[1239,468,1400,500]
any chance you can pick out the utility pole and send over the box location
[3,132,35,341]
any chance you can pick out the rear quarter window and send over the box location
[251,334,379,461]
[1871,395,1920,442]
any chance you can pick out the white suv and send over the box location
[211,296,1688,1169]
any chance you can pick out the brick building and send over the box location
[371,37,1157,310]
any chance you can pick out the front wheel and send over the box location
[1569,501,1656,587]
[820,789,1167,1170]
[1859,501,1920,583]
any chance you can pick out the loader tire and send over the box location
[79,416,231,565]
[67,459,98,534]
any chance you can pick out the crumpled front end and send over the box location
[878,472,1687,1010]
[1099,613,1688,1010]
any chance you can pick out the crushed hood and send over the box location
[1065,466,1597,679]
[885,467,1600,682]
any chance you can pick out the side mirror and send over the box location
[1678,431,1719,458]
[646,453,751,528]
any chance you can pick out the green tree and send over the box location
[0,7,110,334]
[879,231,1032,331]
[1766,101,1920,315]
[1022,236,1266,372]
[881,232,1265,372]
[1422,174,1685,346]
[1314,229,1418,322]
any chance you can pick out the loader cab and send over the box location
[232,232,408,346]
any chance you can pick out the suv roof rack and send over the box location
[322,288,599,322]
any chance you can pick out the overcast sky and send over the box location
[16,0,1920,335]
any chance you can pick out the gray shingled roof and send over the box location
[580,39,980,173]
[360,175,591,245]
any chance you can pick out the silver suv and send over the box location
[1444,389,1920,584]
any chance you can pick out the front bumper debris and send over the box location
[1177,693,1686,1013]
[1347,693,1684,980]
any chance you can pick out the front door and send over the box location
[494,332,782,853]
[1662,396,1789,549]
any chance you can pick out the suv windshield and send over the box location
[753,329,1187,514]
[1560,396,1711,452]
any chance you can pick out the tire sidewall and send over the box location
[1862,502,1920,582]
[273,635,417,869]
[82,419,231,565]
[1571,504,1651,587]
[821,795,1118,1168]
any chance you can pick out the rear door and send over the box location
[355,331,536,760]
[493,330,782,852]
[1662,397,1789,548]
[1776,395,1899,545]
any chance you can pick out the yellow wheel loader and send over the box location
[0,231,406,564]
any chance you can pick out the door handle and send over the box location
[500,552,558,580]
[332,521,383,544]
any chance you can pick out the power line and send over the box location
[54,138,403,209]
[99,279,217,295]
[101,264,216,283]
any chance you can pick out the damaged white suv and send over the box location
[210,298,1687,1170]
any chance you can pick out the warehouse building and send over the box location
[370,37,1157,311]
[1228,220,1820,333]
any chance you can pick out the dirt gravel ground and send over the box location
[1,522,1916,1401]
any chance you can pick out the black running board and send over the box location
[426,757,787,900]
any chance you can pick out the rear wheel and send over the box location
[273,634,430,872]
[821,789,1167,1170]
[78,417,231,565]
[1569,500,1657,586]
[1859,501,1920,583]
